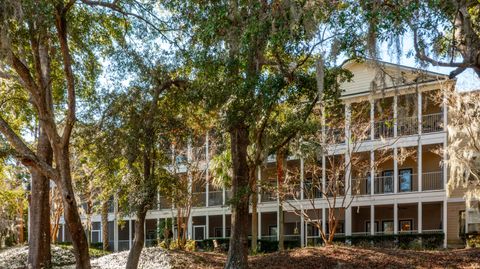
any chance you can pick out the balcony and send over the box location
[374,119,394,139]
[158,196,172,210]
[422,171,443,191]
[192,192,206,207]
[351,171,443,196]
[261,190,277,202]
[422,113,443,133]
[208,191,223,206]
[397,116,418,136]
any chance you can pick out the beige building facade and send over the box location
[58,60,479,251]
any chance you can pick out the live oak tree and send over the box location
[96,71,186,268]
[0,1,125,267]
[357,0,480,78]
[441,87,480,202]
[164,1,361,267]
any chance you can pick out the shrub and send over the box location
[466,232,480,248]
[185,240,196,251]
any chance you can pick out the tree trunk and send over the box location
[126,209,147,269]
[225,124,250,269]
[28,126,52,268]
[101,200,109,251]
[56,147,91,269]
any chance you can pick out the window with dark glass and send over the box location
[382,170,394,193]
[399,168,413,192]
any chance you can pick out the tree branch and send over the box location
[0,115,59,181]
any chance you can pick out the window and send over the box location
[269,226,278,236]
[91,222,101,243]
[382,220,394,234]
[459,210,466,236]
[400,220,413,232]
[382,170,394,193]
[366,221,378,233]
[399,168,413,192]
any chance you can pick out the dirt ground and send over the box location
[169,246,480,269]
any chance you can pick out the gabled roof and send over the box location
[340,59,450,98]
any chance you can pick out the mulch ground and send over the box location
[169,246,480,269]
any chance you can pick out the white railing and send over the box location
[352,177,369,195]
[208,191,223,206]
[422,171,443,191]
[422,113,443,133]
[397,116,418,136]
[325,127,345,144]
[158,196,172,210]
[374,175,394,194]
[283,235,301,241]
[374,119,394,139]
[192,192,206,207]
[261,190,277,202]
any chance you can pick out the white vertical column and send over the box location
[394,146,398,193]
[300,156,304,200]
[394,95,398,137]
[370,98,375,140]
[443,199,448,248]
[443,89,448,188]
[345,207,352,236]
[321,206,326,236]
[300,211,305,247]
[418,143,423,192]
[370,205,375,235]
[188,215,193,239]
[258,211,262,240]
[418,91,422,135]
[206,132,209,207]
[322,154,326,196]
[114,195,119,252]
[206,213,209,239]
[128,219,132,249]
[394,202,398,234]
[370,150,375,195]
[300,155,305,246]
[345,104,352,197]
[222,213,226,238]
[418,202,422,233]
[257,167,262,205]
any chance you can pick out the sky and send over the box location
[377,35,480,92]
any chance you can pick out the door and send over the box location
[193,225,206,241]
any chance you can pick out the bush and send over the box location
[466,232,480,248]
[185,240,196,251]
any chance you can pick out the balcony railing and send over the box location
[192,192,206,207]
[422,113,443,133]
[208,191,223,206]
[352,177,369,196]
[422,171,443,191]
[325,127,345,144]
[374,175,394,194]
[397,116,418,136]
[374,119,394,139]
[261,190,277,202]
[158,196,172,210]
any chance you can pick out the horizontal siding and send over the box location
[447,202,465,245]
[341,62,430,97]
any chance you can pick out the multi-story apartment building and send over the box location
[56,60,479,251]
